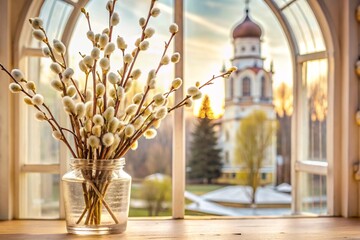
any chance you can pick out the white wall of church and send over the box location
[234,38,261,57]
[223,104,276,122]
[232,58,263,70]
[225,76,232,100]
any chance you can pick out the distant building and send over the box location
[218,8,276,185]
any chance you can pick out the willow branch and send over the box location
[91,61,98,116]
[0,64,77,158]
[123,0,155,87]
[108,0,117,42]
[168,72,232,113]
[39,26,66,69]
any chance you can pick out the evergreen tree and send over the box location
[188,95,222,184]
[198,95,214,119]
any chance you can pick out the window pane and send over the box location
[24,173,60,218]
[184,0,292,217]
[29,0,73,47]
[68,0,175,217]
[26,57,61,164]
[283,0,325,54]
[296,0,325,53]
[300,173,327,214]
[301,59,327,162]
[126,116,173,217]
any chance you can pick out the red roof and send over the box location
[236,67,268,75]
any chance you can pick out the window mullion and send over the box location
[0,0,13,220]
[297,51,327,63]
[295,160,328,175]
[21,164,60,174]
[172,0,185,219]
[23,48,43,57]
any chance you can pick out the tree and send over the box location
[235,110,277,205]
[273,83,293,184]
[141,174,171,216]
[198,94,215,119]
[188,95,222,183]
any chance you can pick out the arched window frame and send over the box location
[2,0,342,219]
[264,0,339,215]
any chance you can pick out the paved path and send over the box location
[185,191,240,216]
[202,185,292,204]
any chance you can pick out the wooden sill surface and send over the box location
[0,217,359,239]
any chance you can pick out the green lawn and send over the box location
[185,184,224,196]
[129,183,224,217]
[129,208,213,217]
[129,207,171,217]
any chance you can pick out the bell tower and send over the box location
[220,2,276,185]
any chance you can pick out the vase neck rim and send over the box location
[70,158,125,170]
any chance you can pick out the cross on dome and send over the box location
[245,0,250,14]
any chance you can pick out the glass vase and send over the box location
[62,158,131,235]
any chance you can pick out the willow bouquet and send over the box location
[1,0,236,230]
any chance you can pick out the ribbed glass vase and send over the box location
[62,158,131,235]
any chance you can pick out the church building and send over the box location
[218,8,277,185]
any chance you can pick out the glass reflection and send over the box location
[29,0,73,47]
[300,173,327,214]
[282,0,325,54]
[27,57,61,164]
[25,173,60,218]
[302,59,327,161]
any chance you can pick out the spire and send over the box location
[220,61,227,74]
[245,0,250,15]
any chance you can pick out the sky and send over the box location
[182,0,292,116]
[43,0,293,118]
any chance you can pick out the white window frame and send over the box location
[1,0,345,219]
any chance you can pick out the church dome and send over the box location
[232,10,262,39]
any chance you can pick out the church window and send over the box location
[241,46,246,52]
[261,76,266,98]
[252,46,256,51]
[242,77,251,96]
[261,172,267,180]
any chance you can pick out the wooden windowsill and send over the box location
[0,217,359,239]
